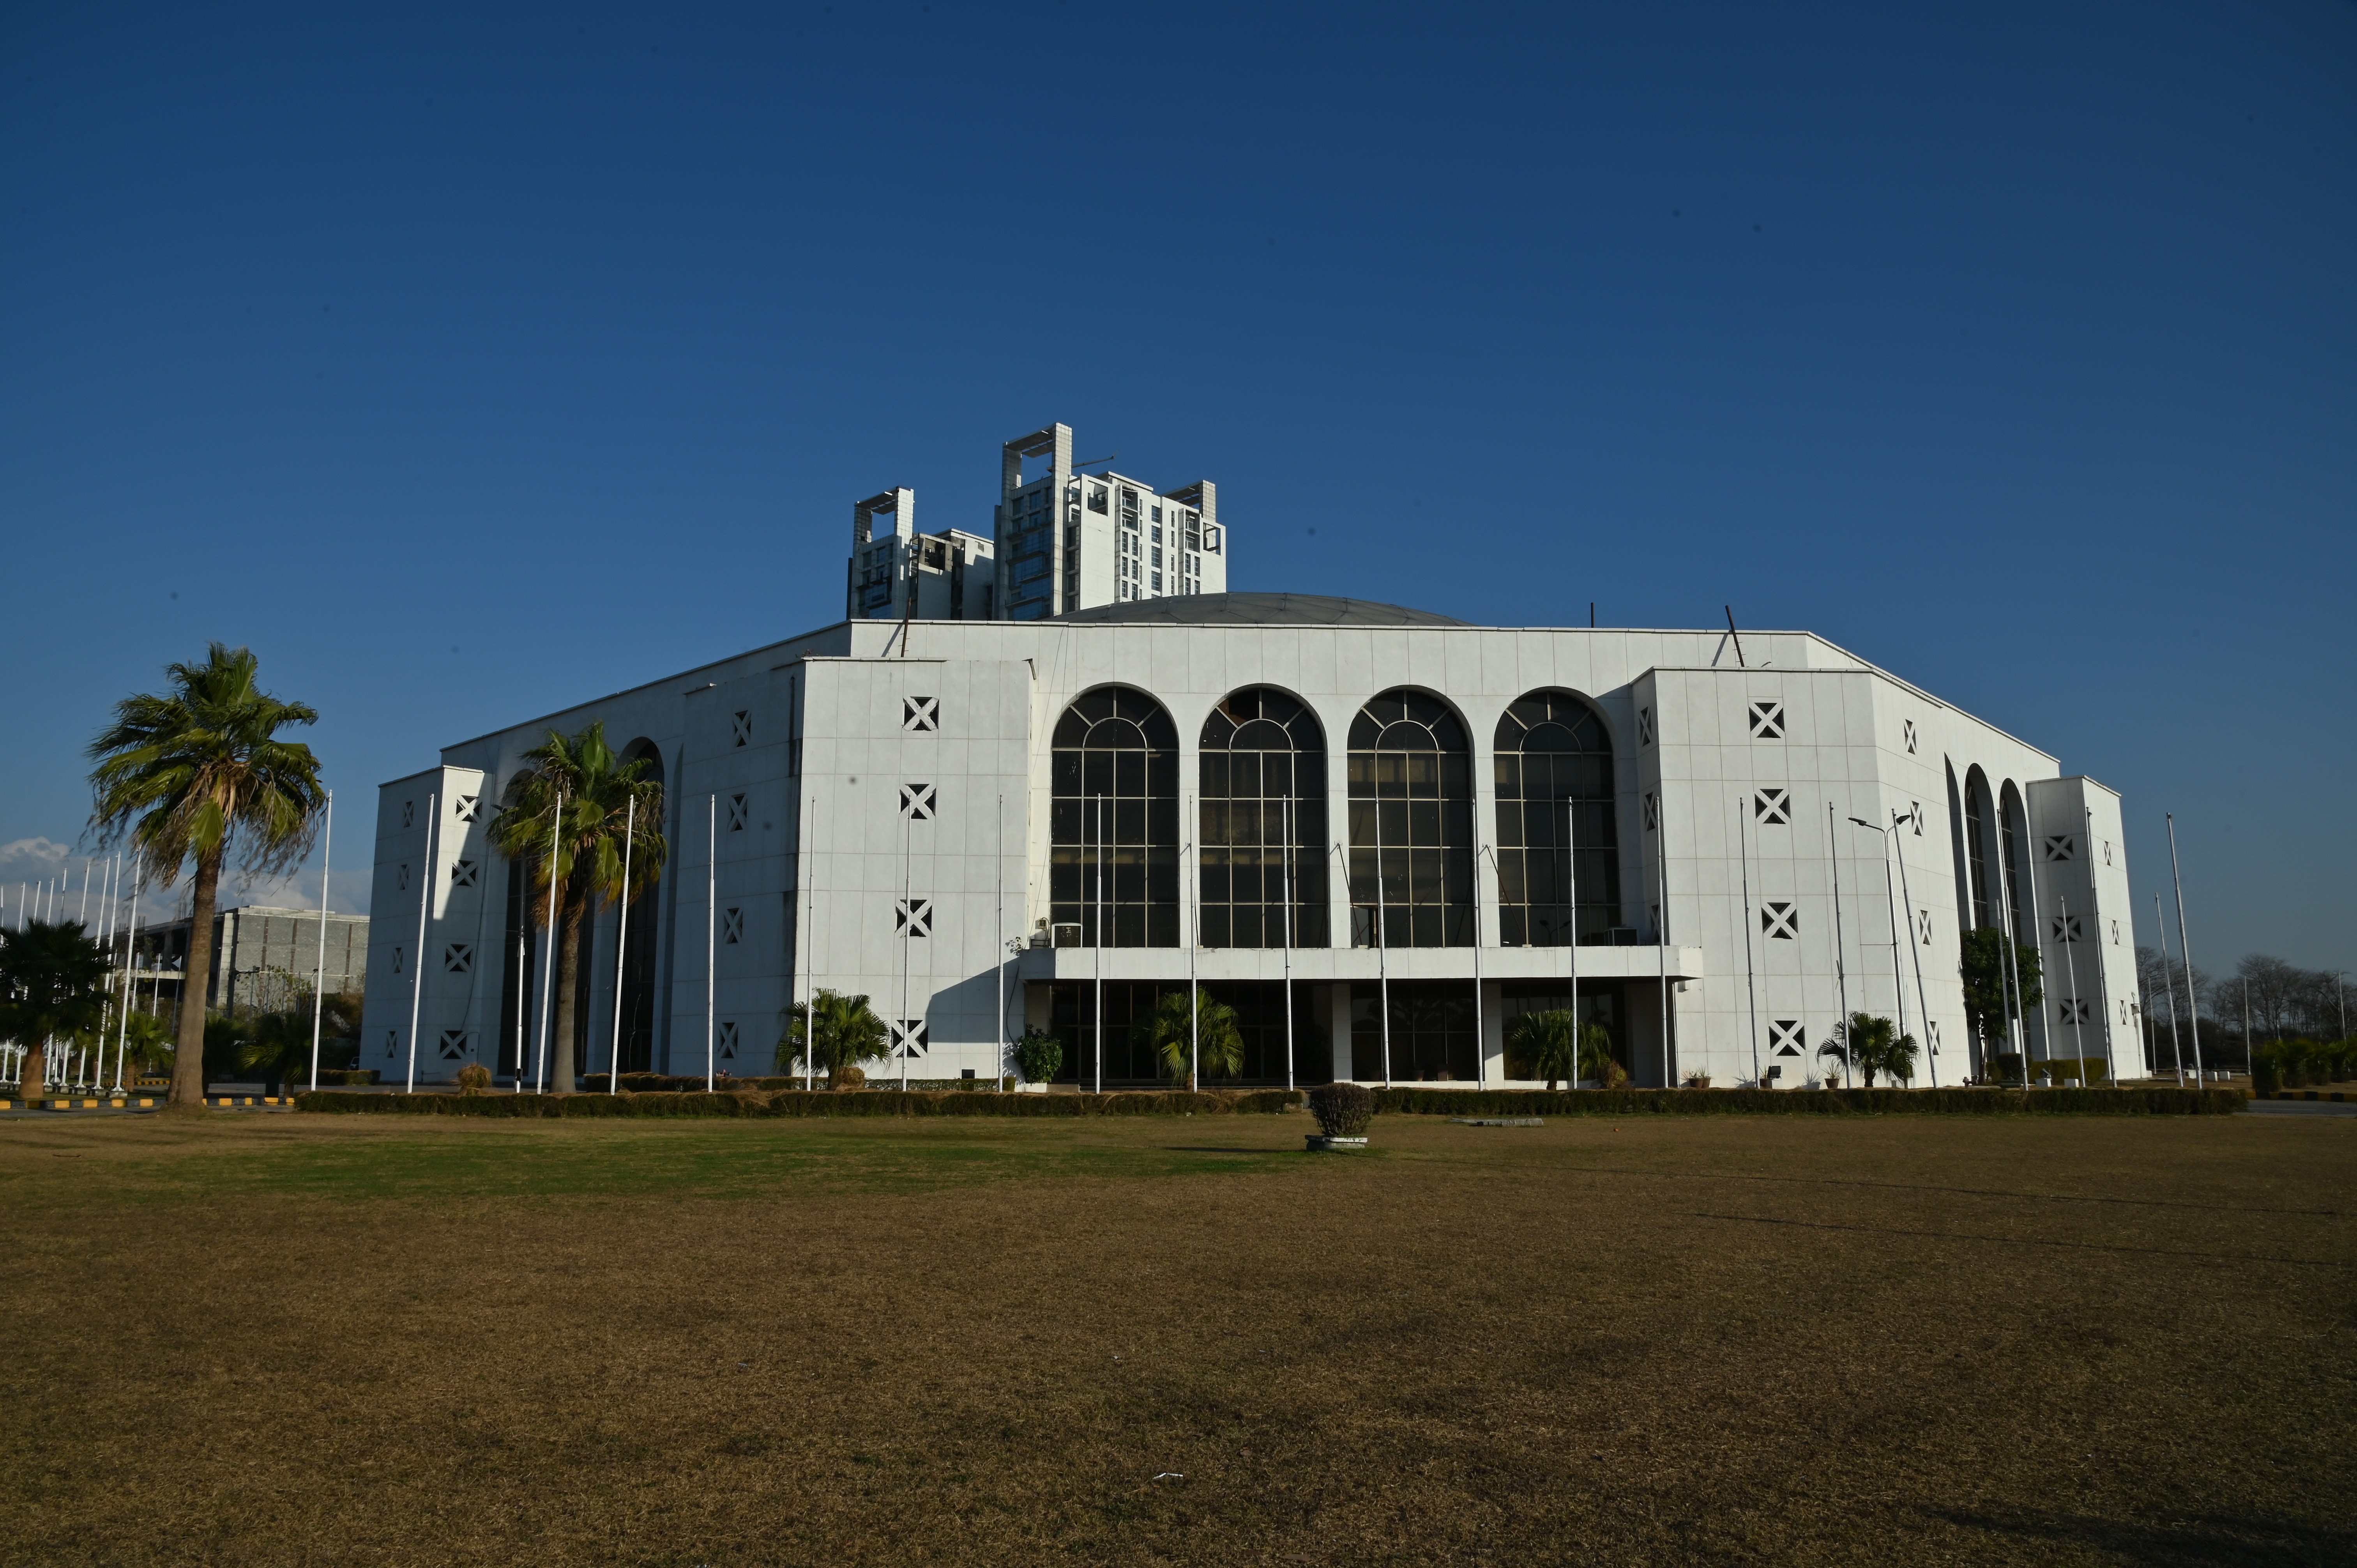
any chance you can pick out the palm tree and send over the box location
[0,920,113,1093]
[87,645,326,1109]
[490,722,664,1094]
[1508,1009,1621,1090]
[1135,987,1245,1089]
[1830,1012,1920,1088]
[777,989,890,1086]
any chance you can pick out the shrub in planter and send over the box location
[832,1064,867,1091]
[456,1062,492,1095]
[1012,1028,1063,1086]
[1307,1082,1374,1138]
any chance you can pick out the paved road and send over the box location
[2242,1098,2357,1118]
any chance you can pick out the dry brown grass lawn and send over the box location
[2,1109,2351,1566]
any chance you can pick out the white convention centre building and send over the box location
[359,423,2140,1091]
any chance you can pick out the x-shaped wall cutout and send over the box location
[722,908,744,945]
[2050,915,2082,943]
[1769,1019,1804,1057]
[438,1030,469,1060]
[731,710,753,747]
[454,795,479,823]
[1754,788,1790,825]
[891,1019,928,1058]
[2043,835,2074,862]
[1916,909,1934,945]
[1748,701,1785,739]
[443,943,472,974]
[727,794,749,831]
[450,859,478,888]
[896,899,933,937]
[1760,901,1799,940]
[900,783,936,821]
[903,696,940,732]
[718,1021,740,1059]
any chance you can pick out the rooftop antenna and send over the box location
[1589,602,1595,628]
[1724,606,1747,668]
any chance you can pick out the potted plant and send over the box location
[1305,1082,1374,1151]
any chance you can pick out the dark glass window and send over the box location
[1050,687,1180,946]
[1494,691,1619,946]
[1200,688,1327,948]
[1347,690,1474,948]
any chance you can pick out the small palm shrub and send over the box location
[1307,1082,1374,1137]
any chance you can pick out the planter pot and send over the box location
[1304,1135,1369,1152]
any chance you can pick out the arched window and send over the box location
[1200,688,1327,948]
[1348,689,1473,947]
[1051,687,1179,946]
[1494,692,1618,946]
[1961,766,1995,929]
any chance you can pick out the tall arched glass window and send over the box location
[1494,692,1618,946]
[1348,689,1474,947]
[1200,688,1327,948]
[1051,687,1179,946]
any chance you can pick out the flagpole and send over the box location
[2058,891,2087,1079]
[2021,806,2046,1076]
[2156,891,2184,1086]
[1739,795,1761,1087]
[804,795,817,1092]
[1187,789,1199,1094]
[1827,803,1852,1085]
[2166,814,2205,1082]
[1891,809,1937,1087]
[706,793,717,1093]
[405,793,436,1095]
[1656,806,1673,1087]
[996,791,1006,1092]
[113,862,142,1097]
[1567,796,1580,1084]
[900,789,912,1091]
[608,793,634,1093]
[1278,791,1290,1092]
[308,790,334,1093]
[1375,829,1391,1089]
[1470,834,1483,1090]
[534,792,561,1095]
[1991,810,2028,1095]
[1094,793,1105,1095]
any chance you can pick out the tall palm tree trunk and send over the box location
[170,850,222,1107]
[551,898,585,1093]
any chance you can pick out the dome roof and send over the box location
[1053,592,1466,629]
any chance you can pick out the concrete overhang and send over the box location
[1015,946,1703,984]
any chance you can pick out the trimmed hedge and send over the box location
[293,1083,2243,1118]
[1373,1085,2244,1116]
[295,1087,1311,1118]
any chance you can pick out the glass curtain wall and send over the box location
[1199,687,1327,948]
[1347,690,1474,947]
[1051,687,1180,946]
[1493,692,1620,945]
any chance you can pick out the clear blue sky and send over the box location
[3,2,2350,973]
